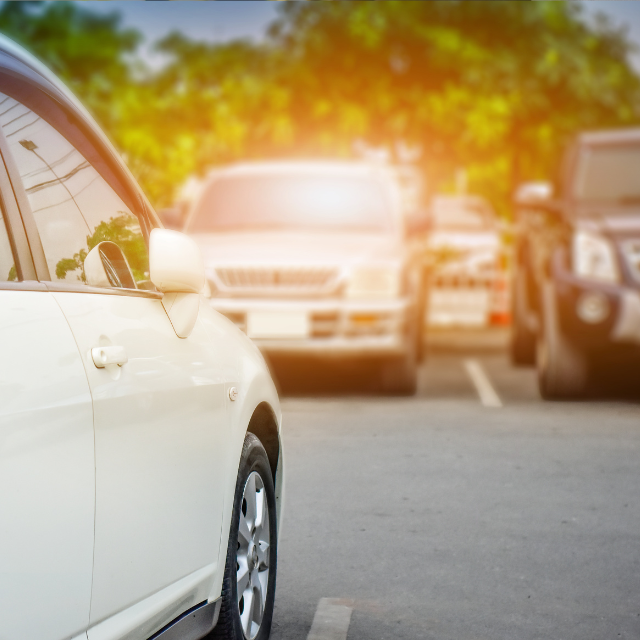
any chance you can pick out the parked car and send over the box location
[184,161,427,394]
[426,195,509,327]
[0,35,283,640]
[512,127,640,398]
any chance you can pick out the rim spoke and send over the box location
[244,474,257,526]
[256,541,269,569]
[238,512,252,546]
[255,488,266,531]
[237,561,251,600]
[251,568,265,621]
[240,588,254,637]
[257,570,269,608]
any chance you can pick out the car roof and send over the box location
[432,194,493,210]
[578,127,640,146]
[208,160,392,179]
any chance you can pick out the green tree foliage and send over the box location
[1,1,638,215]
[266,2,640,210]
[0,1,141,133]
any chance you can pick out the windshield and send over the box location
[188,173,394,233]
[431,197,495,231]
[574,144,640,204]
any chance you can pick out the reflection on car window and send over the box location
[0,205,15,282]
[0,93,149,287]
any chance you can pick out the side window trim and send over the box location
[0,280,46,291]
[44,281,162,299]
[0,111,50,280]
[0,128,36,280]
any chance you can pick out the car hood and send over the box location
[190,231,404,268]
[575,205,640,238]
[427,230,500,250]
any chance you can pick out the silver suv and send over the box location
[184,161,426,394]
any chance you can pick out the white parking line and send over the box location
[463,359,503,408]
[307,598,353,640]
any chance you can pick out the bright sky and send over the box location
[80,1,640,71]
[84,1,279,60]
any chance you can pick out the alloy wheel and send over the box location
[236,471,270,639]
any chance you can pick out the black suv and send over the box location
[511,128,640,399]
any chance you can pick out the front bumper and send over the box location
[210,297,412,357]
[552,252,640,348]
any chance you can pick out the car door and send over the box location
[0,151,94,638]
[0,92,232,637]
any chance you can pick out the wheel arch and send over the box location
[246,401,280,482]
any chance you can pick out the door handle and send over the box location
[91,345,128,368]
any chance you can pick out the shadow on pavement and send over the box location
[267,355,381,397]
[268,326,640,403]
[268,327,510,397]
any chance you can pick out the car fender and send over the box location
[207,330,282,603]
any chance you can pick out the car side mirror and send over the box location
[84,241,136,289]
[150,229,205,338]
[513,181,553,208]
[513,181,563,219]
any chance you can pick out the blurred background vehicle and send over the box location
[183,161,428,395]
[426,195,510,328]
[512,127,640,399]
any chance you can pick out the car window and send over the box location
[574,143,640,205]
[188,173,394,233]
[0,93,150,288]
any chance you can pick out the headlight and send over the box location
[346,266,401,299]
[572,230,620,283]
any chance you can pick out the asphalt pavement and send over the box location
[268,329,640,640]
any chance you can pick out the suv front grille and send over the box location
[214,266,340,295]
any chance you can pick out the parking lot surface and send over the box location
[269,330,640,640]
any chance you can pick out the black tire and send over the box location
[537,282,589,400]
[416,299,427,364]
[210,433,277,640]
[379,354,418,395]
[510,266,536,366]
[379,315,418,396]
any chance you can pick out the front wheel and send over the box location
[378,316,419,396]
[537,282,589,400]
[211,433,277,640]
[510,266,536,366]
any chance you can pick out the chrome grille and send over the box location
[214,266,340,295]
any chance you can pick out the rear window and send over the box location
[574,143,640,204]
[187,173,393,233]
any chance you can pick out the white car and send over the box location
[426,195,509,327]
[183,161,427,395]
[0,36,283,640]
